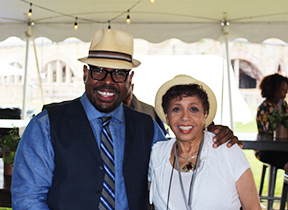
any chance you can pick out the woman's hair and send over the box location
[162,84,209,115]
[259,73,288,100]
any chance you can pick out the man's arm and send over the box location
[151,120,168,146]
[11,111,54,210]
[208,124,243,148]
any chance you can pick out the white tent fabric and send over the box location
[133,55,253,127]
[0,60,24,76]
[1,0,288,43]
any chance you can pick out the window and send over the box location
[42,60,74,84]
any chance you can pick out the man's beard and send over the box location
[94,100,121,113]
[92,85,121,113]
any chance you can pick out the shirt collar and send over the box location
[80,93,124,122]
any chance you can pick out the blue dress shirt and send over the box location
[11,93,167,210]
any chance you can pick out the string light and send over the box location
[126,10,131,24]
[150,0,155,4]
[24,0,142,27]
[108,21,111,31]
[28,3,32,17]
[74,17,78,30]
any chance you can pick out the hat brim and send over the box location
[155,74,217,126]
[78,57,141,69]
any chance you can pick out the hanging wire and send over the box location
[108,20,111,31]
[74,17,78,30]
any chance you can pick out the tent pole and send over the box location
[223,24,234,130]
[221,58,225,124]
[21,22,32,120]
[33,40,44,105]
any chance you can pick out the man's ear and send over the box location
[83,65,88,83]
[129,71,134,85]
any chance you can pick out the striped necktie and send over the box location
[99,116,115,210]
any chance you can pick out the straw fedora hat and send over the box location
[78,29,140,69]
[155,75,217,126]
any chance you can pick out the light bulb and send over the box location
[126,15,131,24]
[28,3,32,17]
[74,23,78,30]
[74,17,78,30]
[28,9,32,17]
[150,0,155,4]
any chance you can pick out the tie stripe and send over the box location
[99,117,115,210]
[103,182,115,198]
[103,163,115,182]
[100,144,114,165]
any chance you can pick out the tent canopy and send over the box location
[1,0,288,43]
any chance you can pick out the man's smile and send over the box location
[97,90,116,97]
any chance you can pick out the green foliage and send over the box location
[269,112,288,129]
[0,127,20,164]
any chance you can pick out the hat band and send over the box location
[88,50,132,63]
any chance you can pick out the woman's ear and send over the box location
[165,114,170,126]
[203,112,208,127]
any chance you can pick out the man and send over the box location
[11,29,239,210]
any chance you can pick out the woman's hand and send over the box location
[208,124,243,148]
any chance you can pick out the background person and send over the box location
[149,75,261,209]
[256,73,288,173]
[122,83,167,135]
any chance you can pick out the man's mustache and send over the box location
[93,85,120,94]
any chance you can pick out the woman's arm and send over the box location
[236,168,261,210]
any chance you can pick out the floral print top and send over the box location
[256,99,288,135]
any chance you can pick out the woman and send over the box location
[149,75,261,210]
[256,73,288,173]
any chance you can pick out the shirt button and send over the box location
[99,166,103,170]
[96,190,100,194]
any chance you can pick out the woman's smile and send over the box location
[178,125,193,133]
